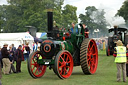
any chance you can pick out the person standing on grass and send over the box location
[9,45,16,73]
[0,62,2,85]
[12,44,16,52]
[21,44,25,61]
[113,40,128,82]
[0,46,3,68]
[1,43,11,75]
[15,45,22,73]
[33,42,38,52]
[11,44,16,62]
[23,43,30,61]
[126,43,128,77]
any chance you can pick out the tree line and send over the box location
[1,0,128,37]
[0,0,77,33]
[117,0,128,27]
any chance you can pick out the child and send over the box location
[9,52,16,73]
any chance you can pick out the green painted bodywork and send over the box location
[38,23,85,65]
[37,59,54,65]
[66,24,85,48]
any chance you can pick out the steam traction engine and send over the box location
[27,11,98,79]
[106,26,128,56]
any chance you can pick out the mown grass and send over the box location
[1,50,128,85]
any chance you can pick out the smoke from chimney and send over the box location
[111,15,125,27]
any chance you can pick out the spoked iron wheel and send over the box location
[80,39,98,74]
[106,46,110,56]
[28,51,47,78]
[54,50,73,79]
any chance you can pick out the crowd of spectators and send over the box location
[0,41,41,84]
[0,42,33,76]
[95,38,107,51]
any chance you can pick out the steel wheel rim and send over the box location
[30,52,47,77]
[87,40,98,74]
[57,51,73,78]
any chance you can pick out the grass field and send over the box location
[1,50,128,85]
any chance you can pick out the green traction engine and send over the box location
[27,11,98,79]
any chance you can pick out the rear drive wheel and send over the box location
[80,39,98,74]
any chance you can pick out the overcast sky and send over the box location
[0,0,7,5]
[0,0,126,25]
[64,0,125,16]
[63,0,126,25]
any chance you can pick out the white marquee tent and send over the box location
[0,32,34,50]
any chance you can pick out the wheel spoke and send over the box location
[91,57,94,62]
[88,43,91,49]
[59,70,62,75]
[60,56,65,62]
[67,60,71,63]
[37,69,40,74]
[66,66,70,68]
[88,61,91,66]
[63,67,66,75]
[59,64,65,68]
[63,53,66,59]
[90,62,94,71]
[59,61,62,64]
[34,67,38,74]
[90,65,93,71]
[92,53,97,56]
[32,66,35,71]
[89,44,94,52]
[66,55,69,62]
[87,52,91,56]
[87,55,92,64]
[90,59,94,71]
[65,69,68,74]
[64,67,68,75]
[31,63,35,65]
[32,58,36,63]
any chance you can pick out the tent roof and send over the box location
[0,32,34,41]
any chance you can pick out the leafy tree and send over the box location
[117,0,128,27]
[0,0,65,32]
[79,6,97,35]
[0,13,2,31]
[79,6,108,37]
[62,4,78,29]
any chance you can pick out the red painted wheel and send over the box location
[54,50,73,79]
[106,46,110,56]
[80,39,98,74]
[27,51,47,78]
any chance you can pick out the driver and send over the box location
[83,24,89,38]
[70,22,78,34]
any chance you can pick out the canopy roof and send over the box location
[108,28,127,33]
[0,32,34,41]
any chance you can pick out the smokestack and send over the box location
[47,11,53,32]
[114,25,118,35]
